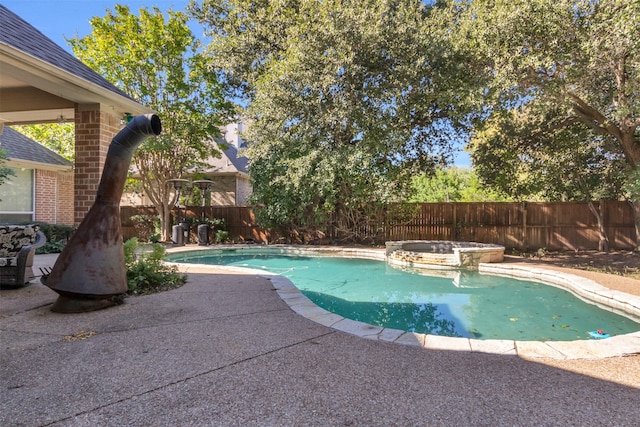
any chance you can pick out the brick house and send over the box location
[0,127,74,224]
[0,5,152,225]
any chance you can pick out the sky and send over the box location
[2,0,197,48]
[2,0,472,167]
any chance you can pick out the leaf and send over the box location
[63,331,97,342]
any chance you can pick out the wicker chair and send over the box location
[0,225,47,288]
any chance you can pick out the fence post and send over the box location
[451,203,457,241]
[599,199,608,252]
[521,201,527,251]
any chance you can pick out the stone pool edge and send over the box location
[165,245,640,360]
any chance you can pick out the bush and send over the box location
[123,238,187,295]
[33,222,75,254]
[215,230,229,243]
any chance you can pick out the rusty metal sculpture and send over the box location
[44,114,161,313]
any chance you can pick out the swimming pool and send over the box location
[166,248,640,342]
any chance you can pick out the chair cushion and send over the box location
[0,225,39,258]
[0,256,18,267]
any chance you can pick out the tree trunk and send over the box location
[587,201,609,252]
[161,204,172,242]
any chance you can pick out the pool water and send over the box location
[167,250,640,341]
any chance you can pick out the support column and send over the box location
[74,104,120,225]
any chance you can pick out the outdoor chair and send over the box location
[0,224,47,288]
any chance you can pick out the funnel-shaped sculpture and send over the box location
[45,114,161,312]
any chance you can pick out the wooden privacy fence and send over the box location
[121,205,270,243]
[380,201,635,251]
[121,201,636,251]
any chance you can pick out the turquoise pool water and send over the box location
[167,250,640,341]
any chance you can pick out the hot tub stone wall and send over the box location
[386,240,505,270]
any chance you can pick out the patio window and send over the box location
[0,167,34,224]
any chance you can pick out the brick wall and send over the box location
[57,171,74,224]
[34,169,74,225]
[35,169,56,223]
[74,105,120,225]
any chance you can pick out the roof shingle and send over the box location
[0,4,132,100]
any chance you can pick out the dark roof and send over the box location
[0,127,73,167]
[221,144,249,173]
[0,4,132,100]
[200,140,249,175]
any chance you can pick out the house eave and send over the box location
[6,158,73,172]
[0,43,154,125]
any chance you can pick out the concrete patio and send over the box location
[1,253,639,426]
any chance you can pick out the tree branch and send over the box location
[565,92,623,141]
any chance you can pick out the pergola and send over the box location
[0,5,153,224]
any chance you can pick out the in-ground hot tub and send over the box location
[386,240,505,270]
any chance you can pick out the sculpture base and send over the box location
[51,293,125,313]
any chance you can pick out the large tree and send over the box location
[469,106,627,249]
[70,5,233,240]
[190,0,473,241]
[447,0,640,247]
[470,108,627,202]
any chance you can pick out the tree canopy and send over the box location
[14,123,75,161]
[191,0,474,240]
[444,0,640,245]
[70,4,234,239]
[468,107,627,202]
[410,167,512,203]
[453,0,639,154]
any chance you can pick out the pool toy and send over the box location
[589,329,611,339]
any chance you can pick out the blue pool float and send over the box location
[589,329,611,339]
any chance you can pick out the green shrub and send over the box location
[208,217,226,229]
[33,222,75,254]
[215,230,229,243]
[123,238,187,295]
[38,239,67,254]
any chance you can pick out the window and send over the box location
[0,167,34,224]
